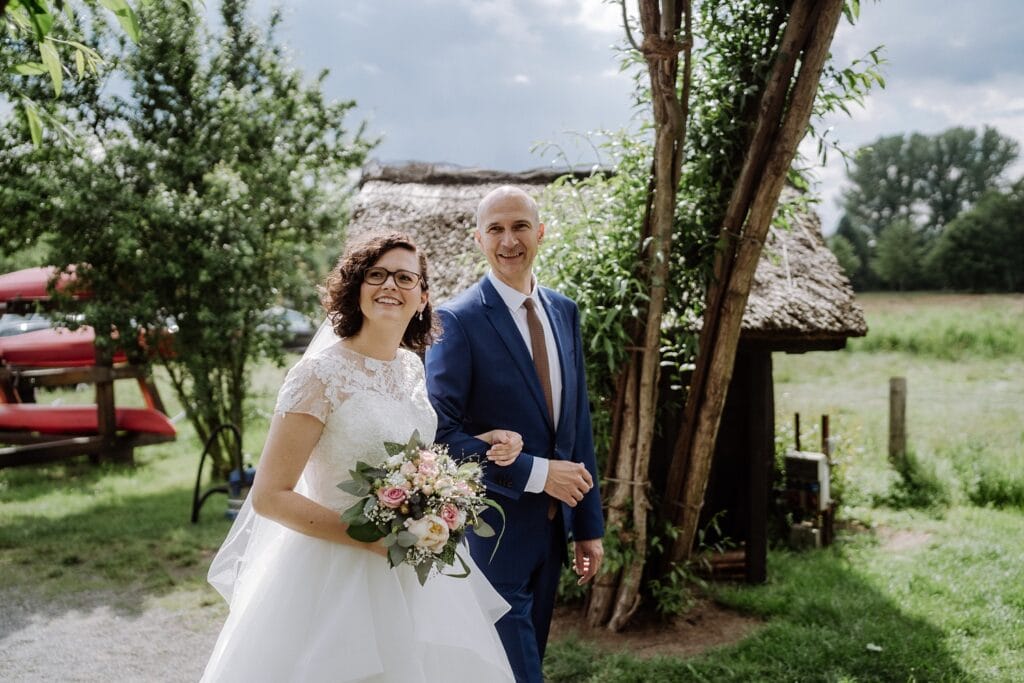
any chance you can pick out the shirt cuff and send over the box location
[524,456,549,493]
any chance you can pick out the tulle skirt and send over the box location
[201,523,514,682]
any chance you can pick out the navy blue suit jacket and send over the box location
[425,277,604,571]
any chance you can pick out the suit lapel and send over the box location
[539,288,572,432]
[479,279,552,426]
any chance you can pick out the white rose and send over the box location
[404,514,450,554]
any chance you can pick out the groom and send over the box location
[425,186,604,683]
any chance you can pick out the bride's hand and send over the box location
[476,429,523,467]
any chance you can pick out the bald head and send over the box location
[475,186,539,234]
[473,185,545,294]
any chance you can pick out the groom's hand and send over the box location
[573,538,604,585]
[478,429,523,466]
[544,461,593,507]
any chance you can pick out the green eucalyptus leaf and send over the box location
[396,530,419,548]
[338,479,370,497]
[414,560,432,586]
[340,500,368,525]
[472,518,495,538]
[387,543,408,567]
[383,441,406,456]
[346,522,385,543]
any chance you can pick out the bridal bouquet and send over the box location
[338,431,503,585]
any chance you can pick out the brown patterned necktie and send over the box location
[523,298,554,423]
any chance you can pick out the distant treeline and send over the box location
[828,126,1024,292]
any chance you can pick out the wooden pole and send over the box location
[794,412,801,452]
[889,377,907,471]
[821,414,830,458]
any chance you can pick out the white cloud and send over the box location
[458,0,534,41]
[511,74,531,85]
[570,0,622,34]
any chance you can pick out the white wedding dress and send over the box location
[201,342,513,682]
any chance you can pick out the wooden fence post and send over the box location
[889,377,907,471]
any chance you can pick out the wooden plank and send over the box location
[0,436,106,468]
[1,365,143,387]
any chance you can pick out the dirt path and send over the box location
[0,588,224,682]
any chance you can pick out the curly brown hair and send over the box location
[321,231,440,352]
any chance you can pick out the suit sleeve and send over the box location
[569,302,605,541]
[425,307,535,500]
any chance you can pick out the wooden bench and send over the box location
[0,315,176,469]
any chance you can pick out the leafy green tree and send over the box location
[833,213,876,289]
[871,218,924,291]
[0,0,373,474]
[0,0,181,144]
[843,127,1017,239]
[926,182,1024,292]
[539,0,876,629]
[827,232,861,283]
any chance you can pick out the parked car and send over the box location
[0,313,52,337]
[260,307,318,350]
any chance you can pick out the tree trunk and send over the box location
[665,0,845,566]
[588,0,691,632]
[585,358,639,626]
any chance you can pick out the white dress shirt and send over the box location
[486,271,562,493]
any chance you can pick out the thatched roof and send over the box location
[348,161,866,350]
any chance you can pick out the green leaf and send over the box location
[338,478,370,497]
[346,522,385,543]
[340,500,368,525]
[39,40,62,97]
[21,98,43,147]
[396,530,419,547]
[74,50,85,78]
[387,543,408,567]
[354,461,387,479]
[383,441,406,456]
[99,0,141,43]
[414,560,432,586]
[473,518,495,538]
[21,0,55,40]
[442,549,471,579]
[11,62,49,76]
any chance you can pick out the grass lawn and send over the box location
[546,293,1024,681]
[2,294,1022,681]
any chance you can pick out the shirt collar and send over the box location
[487,271,539,312]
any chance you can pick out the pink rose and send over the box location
[439,503,466,530]
[418,460,439,477]
[377,485,408,509]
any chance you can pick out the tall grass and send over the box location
[850,293,1024,359]
[776,293,1024,510]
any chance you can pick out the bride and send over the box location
[202,232,517,682]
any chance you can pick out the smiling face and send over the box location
[475,187,545,294]
[358,247,428,330]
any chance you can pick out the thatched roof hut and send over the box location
[349,161,867,584]
[348,161,866,349]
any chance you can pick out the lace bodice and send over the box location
[274,342,437,512]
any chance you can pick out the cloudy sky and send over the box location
[249,0,1024,234]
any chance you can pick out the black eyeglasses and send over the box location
[363,267,422,290]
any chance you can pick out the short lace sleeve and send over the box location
[274,355,333,423]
